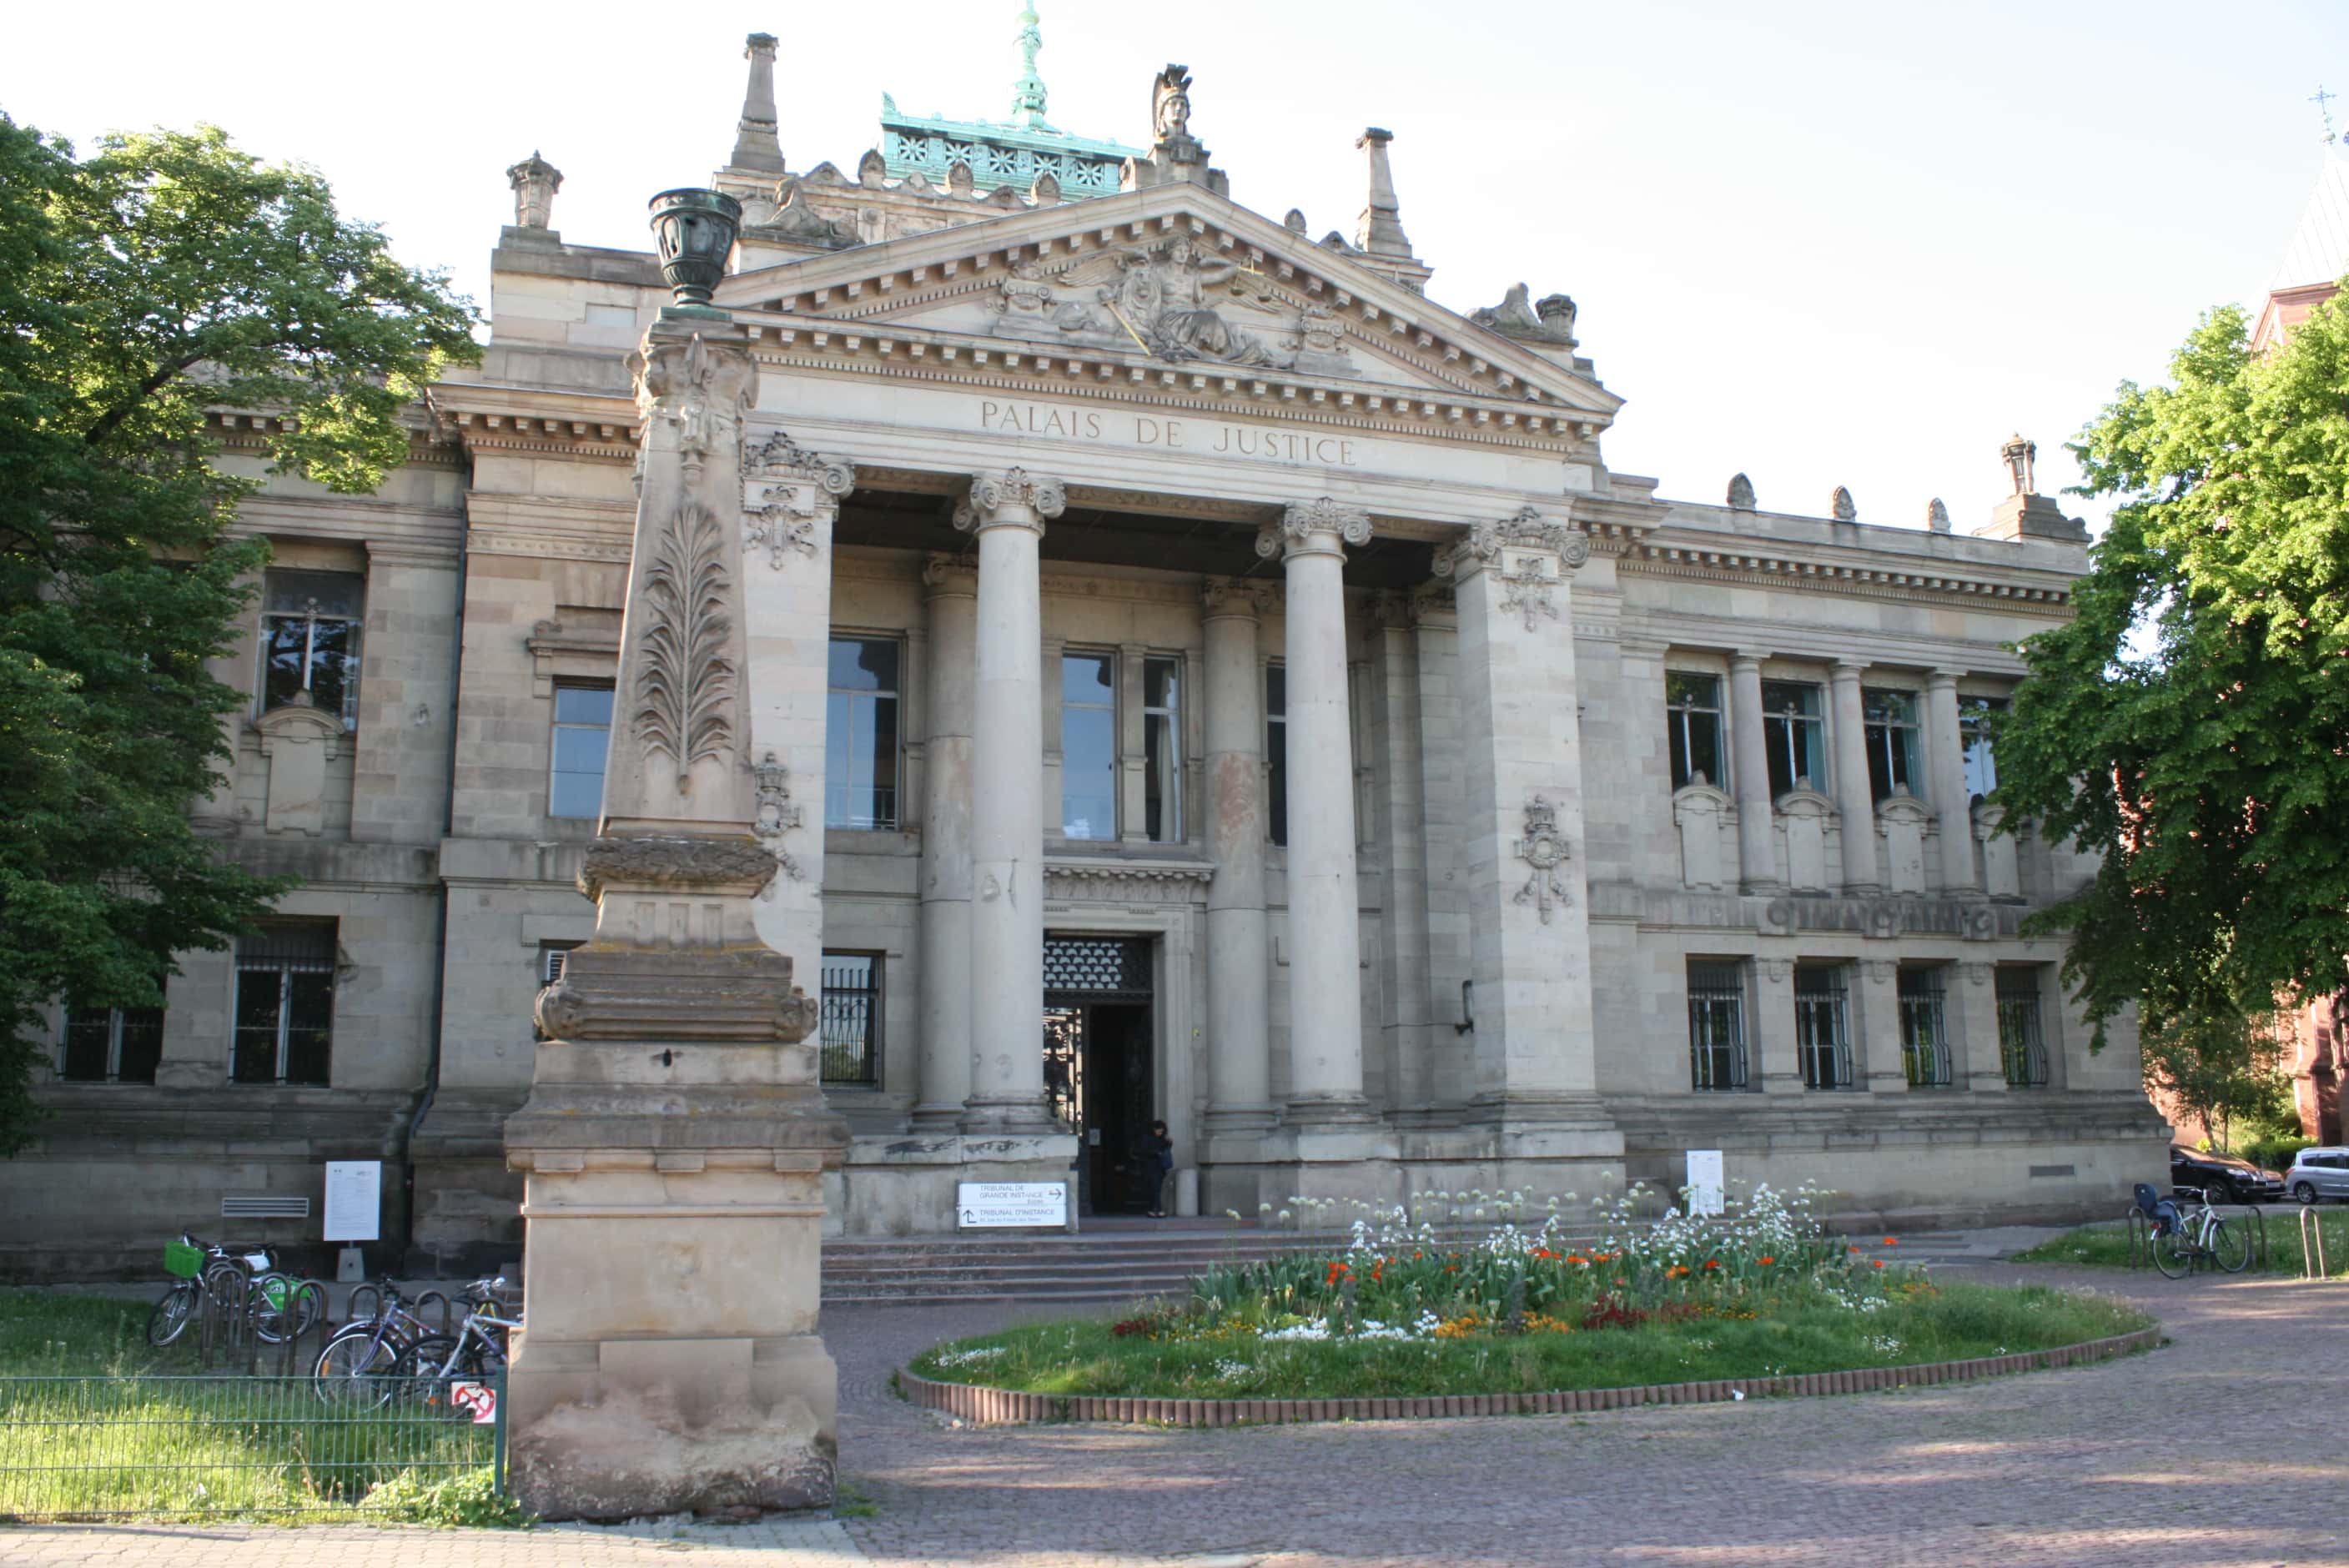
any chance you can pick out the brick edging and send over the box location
[896,1326,2163,1427]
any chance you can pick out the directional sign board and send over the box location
[957,1181,1066,1229]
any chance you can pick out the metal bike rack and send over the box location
[413,1289,455,1335]
[2298,1207,2331,1279]
[345,1281,384,1324]
[2125,1206,2150,1269]
[267,1278,332,1376]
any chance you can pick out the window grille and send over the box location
[1864,689,1922,802]
[1899,967,1954,1088]
[1265,664,1288,847]
[231,922,336,1086]
[1666,673,1725,792]
[1687,962,1749,1091]
[825,638,901,830]
[1043,937,1152,1000]
[1997,969,2050,1088]
[549,683,614,820]
[1795,967,1854,1090]
[819,953,881,1088]
[58,985,165,1084]
[1144,656,1184,843]
[1761,681,1827,797]
[259,569,364,727]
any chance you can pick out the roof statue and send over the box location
[1926,497,1951,534]
[1472,283,1577,348]
[1726,473,1757,512]
[2000,434,2037,496]
[1153,64,1193,143]
[878,6,1141,196]
[1830,486,1858,522]
[1123,63,1228,194]
[506,152,562,230]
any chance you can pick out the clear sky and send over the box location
[7,0,2345,533]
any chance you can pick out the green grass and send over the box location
[0,1288,508,1524]
[2015,1209,2349,1277]
[906,1281,2150,1400]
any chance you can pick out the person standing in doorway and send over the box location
[1138,1120,1174,1219]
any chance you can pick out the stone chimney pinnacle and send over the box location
[730,33,785,174]
[1354,128,1414,260]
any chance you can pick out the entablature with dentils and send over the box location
[425,384,642,463]
[1625,531,2077,612]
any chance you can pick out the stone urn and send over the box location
[647,188,742,307]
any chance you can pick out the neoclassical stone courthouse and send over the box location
[11,26,2168,1275]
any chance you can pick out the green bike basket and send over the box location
[163,1241,204,1279]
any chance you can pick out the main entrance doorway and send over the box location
[1041,936,1156,1217]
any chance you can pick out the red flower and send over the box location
[1703,1260,1720,1270]
[1883,1238,1899,1247]
[1757,1256,1774,1266]
[1872,1260,1886,1269]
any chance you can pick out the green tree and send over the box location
[0,116,479,1150]
[1994,284,2349,1055]
[2137,1006,2289,1151]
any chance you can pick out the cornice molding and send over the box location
[1625,540,2074,612]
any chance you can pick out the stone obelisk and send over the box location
[503,188,848,1520]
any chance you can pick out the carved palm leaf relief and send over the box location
[635,501,736,788]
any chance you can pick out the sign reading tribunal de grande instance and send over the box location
[978,397,1363,469]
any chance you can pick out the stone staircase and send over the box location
[817,1217,1571,1307]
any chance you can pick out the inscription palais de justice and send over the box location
[978,399,1361,469]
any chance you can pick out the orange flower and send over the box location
[1872,1260,1886,1269]
[1849,1246,1862,1255]
[1883,1238,1899,1247]
[1757,1256,1774,1266]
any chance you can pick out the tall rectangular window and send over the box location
[1265,663,1288,847]
[1761,681,1827,797]
[58,988,165,1083]
[1666,672,1725,792]
[1687,961,1748,1091]
[1061,651,1117,840]
[1998,967,2050,1088]
[259,569,364,726]
[1961,696,2007,802]
[1864,689,1922,802]
[548,682,614,820]
[819,952,881,1088]
[1899,966,1953,1088]
[231,922,336,1087]
[1144,656,1183,843]
[825,637,901,830]
[1795,965,1853,1090]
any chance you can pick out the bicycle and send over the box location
[399,1279,521,1412]
[147,1234,317,1347]
[312,1279,435,1406]
[2145,1186,2252,1278]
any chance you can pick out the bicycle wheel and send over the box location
[147,1282,198,1347]
[2151,1225,2195,1279]
[399,1334,486,1415]
[2210,1217,2252,1274]
[251,1274,321,1344]
[314,1329,404,1407]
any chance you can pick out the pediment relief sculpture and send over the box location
[1471,282,1577,349]
[987,234,1355,375]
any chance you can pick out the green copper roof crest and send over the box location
[879,3,1141,197]
[1013,3,1049,129]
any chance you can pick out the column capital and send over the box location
[921,551,977,596]
[1830,659,1867,681]
[1926,666,1964,689]
[1436,505,1590,581]
[1256,496,1371,561]
[1730,649,1770,671]
[955,467,1065,535]
[1201,575,1277,618]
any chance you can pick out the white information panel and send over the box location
[322,1160,383,1243]
[957,1181,1067,1229]
[1685,1149,1726,1218]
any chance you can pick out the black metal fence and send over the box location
[0,1372,504,1520]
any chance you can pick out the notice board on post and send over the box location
[323,1161,383,1243]
[956,1181,1067,1230]
[1685,1149,1726,1217]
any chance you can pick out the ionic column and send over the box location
[1256,499,1371,1122]
[1728,652,1781,890]
[1829,661,1879,891]
[1440,507,1612,1131]
[958,469,1063,1133]
[913,555,977,1127]
[1202,579,1276,1133]
[1924,670,1978,892]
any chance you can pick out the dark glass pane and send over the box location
[1668,720,1692,791]
[264,570,364,619]
[864,695,899,828]
[551,723,610,777]
[115,1007,163,1083]
[283,972,334,1086]
[305,621,357,719]
[1064,652,1114,704]
[1265,664,1285,719]
[260,621,310,709]
[1763,716,1793,797]
[1266,719,1289,847]
[1687,714,1723,789]
[1144,713,1172,841]
[1862,689,1915,726]
[1666,671,1718,709]
[1760,681,1818,718]
[59,1009,112,1081]
[1867,731,1893,802]
[554,685,614,725]
[1145,658,1180,710]
[1062,706,1117,839]
[828,637,898,692]
[231,970,283,1083]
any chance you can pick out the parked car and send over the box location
[2286,1146,2349,1204]
[2170,1144,2289,1204]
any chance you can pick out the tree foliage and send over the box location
[0,115,478,1150]
[1994,284,2349,1054]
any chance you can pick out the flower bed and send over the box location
[903,1185,2155,1410]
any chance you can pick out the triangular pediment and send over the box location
[716,183,1622,424]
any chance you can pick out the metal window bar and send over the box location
[1899,970,1954,1088]
[819,958,880,1087]
[0,1373,503,1520]
[1997,974,2050,1088]
[1687,962,1748,1091]
[1794,970,1854,1090]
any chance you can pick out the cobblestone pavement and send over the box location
[8,1249,2346,1567]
